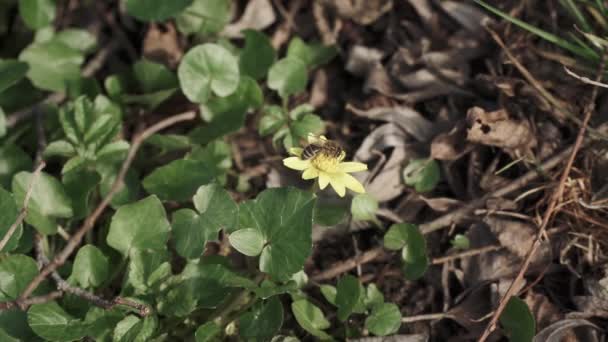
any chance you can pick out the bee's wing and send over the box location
[307,133,327,145]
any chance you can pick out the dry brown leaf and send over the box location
[438,1,491,35]
[345,45,384,77]
[524,291,563,331]
[418,196,462,212]
[347,104,435,142]
[430,122,470,161]
[142,23,183,68]
[483,217,551,264]
[319,0,393,25]
[533,319,600,342]
[222,0,276,38]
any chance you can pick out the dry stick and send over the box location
[311,247,386,282]
[17,111,197,303]
[477,51,608,342]
[0,291,63,311]
[401,312,454,324]
[0,162,46,252]
[431,245,503,265]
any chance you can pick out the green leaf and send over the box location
[259,106,286,136]
[364,284,384,309]
[384,223,415,250]
[124,249,170,295]
[289,103,315,120]
[54,29,97,53]
[0,143,32,189]
[202,76,263,119]
[189,106,247,145]
[240,29,276,80]
[43,140,76,158]
[0,309,37,341]
[133,59,178,93]
[0,187,21,252]
[176,0,230,35]
[0,254,38,300]
[124,0,193,22]
[142,159,219,201]
[335,275,362,322]
[19,40,84,92]
[499,297,535,342]
[0,108,6,139]
[351,193,378,222]
[189,140,232,172]
[0,60,29,93]
[0,329,19,342]
[113,314,157,342]
[27,302,87,342]
[313,197,348,226]
[195,322,221,342]
[146,134,191,152]
[240,187,315,281]
[291,300,331,340]
[229,228,264,256]
[451,234,470,250]
[320,285,337,306]
[291,114,324,140]
[83,307,123,341]
[365,303,402,336]
[96,140,130,164]
[70,245,109,288]
[106,195,170,256]
[286,37,337,69]
[239,297,284,340]
[19,0,55,30]
[178,43,239,103]
[268,57,307,99]
[399,224,428,281]
[403,158,440,193]
[98,164,140,208]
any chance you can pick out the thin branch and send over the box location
[564,66,608,88]
[17,111,197,302]
[0,291,63,311]
[0,162,45,252]
[431,245,503,265]
[311,247,386,282]
[479,50,608,342]
[401,312,453,324]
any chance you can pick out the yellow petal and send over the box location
[302,167,319,180]
[283,157,310,171]
[329,176,346,197]
[289,147,303,157]
[340,173,365,193]
[339,161,367,173]
[318,172,330,189]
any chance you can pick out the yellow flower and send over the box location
[283,136,367,197]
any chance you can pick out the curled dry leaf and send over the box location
[430,121,470,161]
[524,291,562,331]
[533,319,600,342]
[345,45,384,77]
[222,0,276,38]
[466,107,537,158]
[438,1,491,36]
[347,104,435,142]
[142,23,183,68]
[417,195,462,212]
[318,0,393,25]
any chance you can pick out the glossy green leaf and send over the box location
[178,43,239,103]
[365,303,402,336]
[240,29,276,79]
[195,322,220,342]
[286,37,337,69]
[267,57,307,99]
[19,40,83,92]
[70,245,109,288]
[124,0,192,21]
[0,187,21,252]
[0,254,38,300]
[403,158,440,193]
[291,300,331,340]
[399,224,428,280]
[229,228,264,256]
[499,297,535,342]
[240,187,315,281]
[142,159,219,201]
[336,275,362,322]
[239,297,284,340]
[351,193,378,222]
[384,223,415,250]
[19,0,55,30]
[0,60,28,93]
[176,0,230,35]
[27,302,87,342]
[189,140,232,172]
[106,195,170,256]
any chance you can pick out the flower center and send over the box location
[311,152,342,173]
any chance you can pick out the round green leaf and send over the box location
[403,158,440,193]
[19,0,55,30]
[267,57,307,99]
[229,228,264,256]
[176,0,230,35]
[0,187,21,252]
[291,300,331,340]
[178,43,239,103]
[27,302,87,342]
[384,223,416,251]
[106,195,170,256]
[70,245,109,288]
[399,224,428,280]
[19,40,84,92]
[0,60,29,93]
[336,275,362,322]
[500,297,535,342]
[142,159,219,202]
[239,297,284,339]
[365,303,402,336]
[12,171,73,219]
[124,0,193,22]
[240,30,276,80]
[0,254,38,300]
[351,193,378,222]
[320,285,337,306]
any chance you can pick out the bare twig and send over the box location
[311,247,386,282]
[0,291,63,311]
[17,111,197,302]
[431,245,503,265]
[401,312,454,324]
[478,51,608,342]
[0,162,45,252]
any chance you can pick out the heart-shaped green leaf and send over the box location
[291,300,331,340]
[336,275,362,322]
[267,57,307,99]
[500,297,535,342]
[70,245,109,288]
[239,297,284,340]
[365,303,402,336]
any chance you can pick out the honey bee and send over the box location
[302,134,344,160]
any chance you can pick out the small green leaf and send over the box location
[229,228,264,256]
[63,169,100,220]
[106,195,170,256]
[239,297,284,340]
[54,29,97,53]
[146,134,191,152]
[336,275,362,322]
[133,59,178,93]
[113,315,157,342]
[124,249,170,295]
[96,140,130,164]
[259,107,286,136]
[70,245,109,288]
[43,140,76,158]
[291,114,324,140]
[268,57,307,99]
[399,224,428,280]
[240,30,276,80]
[383,223,415,250]
[365,303,402,336]
[189,106,248,145]
[320,285,337,306]
[176,0,230,35]
[124,0,193,21]
[19,40,84,92]
[0,254,38,300]
[97,164,140,208]
[451,234,470,250]
[19,0,55,30]
[178,43,239,103]
[27,302,87,342]
[291,300,331,340]
[142,159,219,201]
[499,297,535,342]
[364,284,385,308]
[0,187,21,252]
[195,322,221,342]
[287,37,338,69]
[351,193,379,222]
[0,60,29,93]
[289,103,315,120]
[403,158,440,193]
